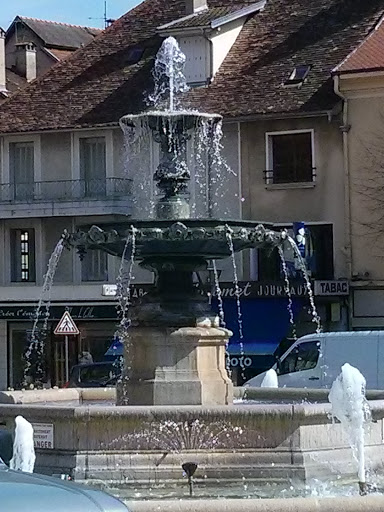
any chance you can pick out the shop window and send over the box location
[79,137,106,197]
[10,228,36,282]
[9,141,35,199]
[81,249,108,282]
[265,131,315,184]
[277,340,319,375]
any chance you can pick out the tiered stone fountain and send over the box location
[65,38,285,406]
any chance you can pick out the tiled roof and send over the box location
[7,17,102,50]
[43,48,75,61]
[185,0,384,117]
[334,17,384,73]
[158,5,245,30]
[0,0,383,133]
[5,69,27,94]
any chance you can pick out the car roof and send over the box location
[0,465,126,511]
[298,331,384,342]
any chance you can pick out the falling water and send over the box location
[10,416,36,473]
[120,120,154,218]
[226,228,246,381]
[278,246,297,340]
[212,260,225,327]
[261,369,279,388]
[194,118,236,218]
[115,227,137,381]
[24,238,65,385]
[148,36,189,111]
[212,259,231,375]
[328,363,371,493]
[287,235,321,333]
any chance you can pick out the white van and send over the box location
[245,331,384,389]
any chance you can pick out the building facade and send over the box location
[0,0,382,388]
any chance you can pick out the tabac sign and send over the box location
[314,280,349,296]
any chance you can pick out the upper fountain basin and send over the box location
[119,110,223,131]
[66,219,285,263]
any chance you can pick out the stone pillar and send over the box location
[117,322,233,406]
[15,43,36,82]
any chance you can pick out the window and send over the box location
[79,137,106,197]
[126,47,144,65]
[9,141,34,199]
[258,224,334,281]
[10,229,36,282]
[81,249,108,282]
[265,131,314,184]
[277,341,319,375]
[284,65,311,86]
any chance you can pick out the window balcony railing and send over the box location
[0,178,132,203]
[263,168,317,185]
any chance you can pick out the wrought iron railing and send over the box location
[0,178,132,203]
[263,168,317,185]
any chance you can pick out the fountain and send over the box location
[1,37,384,511]
[65,36,286,407]
[328,364,371,495]
[9,415,36,473]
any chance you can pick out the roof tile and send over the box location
[0,0,382,133]
[335,16,384,73]
[9,17,102,49]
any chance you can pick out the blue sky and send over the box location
[0,1,142,31]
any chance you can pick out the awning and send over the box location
[214,296,304,356]
[226,341,280,356]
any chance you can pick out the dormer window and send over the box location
[284,65,311,87]
[126,47,144,65]
[158,1,266,86]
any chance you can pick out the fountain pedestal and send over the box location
[117,324,233,406]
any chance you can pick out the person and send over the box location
[78,351,93,365]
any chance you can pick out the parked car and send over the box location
[65,361,121,388]
[245,331,384,389]
[0,457,129,511]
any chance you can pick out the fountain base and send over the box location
[117,324,233,406]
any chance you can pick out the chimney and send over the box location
[0,29,6,91]
[185,0,208,15]
[16,43,37,82]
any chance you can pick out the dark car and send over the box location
[66,361,121,388]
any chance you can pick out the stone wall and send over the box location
[0,400,383,484]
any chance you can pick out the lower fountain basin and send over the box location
[1,398,384,485]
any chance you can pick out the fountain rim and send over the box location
[119,110,223,125]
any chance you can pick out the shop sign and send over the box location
[227,355,253,368]
[32,423,54,449]
[215,281,308,298]
[314,280,349,296]
[0,305,118,321]
[0,281,311,323]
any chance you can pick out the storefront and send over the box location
[4,303,118,388]
[216,280,349,385]
[2,277,349,389]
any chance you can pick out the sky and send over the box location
[0,1,142,31]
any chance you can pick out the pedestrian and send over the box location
[78,351,93,364]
